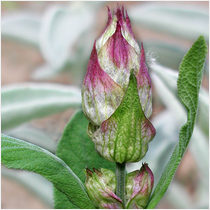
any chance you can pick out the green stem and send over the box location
[116,162,126,207]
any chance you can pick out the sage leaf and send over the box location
[130,4,208,41]
[150,64,208,206]
[2,14,41,47]
[1,134,95,209]
[54,110,114,208]
[151,69,209,181]
[150,63,209,136]
[1,83,81,130]
[39,3,95,70]
[146,36,207,208]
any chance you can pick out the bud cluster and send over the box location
[85,164,154,209]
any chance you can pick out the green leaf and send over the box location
[1,83,81,130]
[151,69,209,181]
[150,65,208,205]
[150,63,209,136]
[146,36,207,208]
[1,134,95,209]
[54,110,115,208]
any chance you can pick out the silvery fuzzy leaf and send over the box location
[1,83,81,130]
[130,3,209,41]
[1,13,41,47]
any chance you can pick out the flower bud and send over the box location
[126,163,154,209]
[82,6,156,163]
[85,168,123,209]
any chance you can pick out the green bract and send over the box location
[88,73,155,163]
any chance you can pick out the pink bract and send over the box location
[82,6,153,126]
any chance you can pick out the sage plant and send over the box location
[1,4,207,210]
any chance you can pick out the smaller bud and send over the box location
[85,168,123,209]
[126,163,154,209]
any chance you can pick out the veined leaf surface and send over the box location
[1,134,95,209]
[147,36,207,208]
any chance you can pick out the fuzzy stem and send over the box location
[116,162,126,206]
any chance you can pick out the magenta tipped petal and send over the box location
[82,42,124,125]
[135,43,153,118]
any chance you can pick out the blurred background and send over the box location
[1,1,209,209]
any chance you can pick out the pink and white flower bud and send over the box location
[82,6,152,126]
[126,163,154,209]
[82,6,155,163]
[85,168,123,209]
